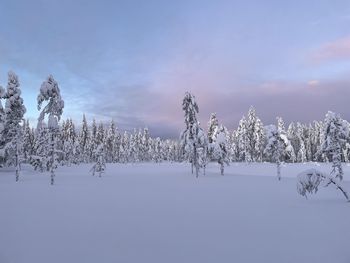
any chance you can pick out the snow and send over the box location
[1,162,350,263]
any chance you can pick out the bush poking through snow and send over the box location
[91,144,106,177]
[297,169,349,201]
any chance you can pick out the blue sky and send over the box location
[1,0,350,137]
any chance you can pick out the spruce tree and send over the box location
[37,75,64,185]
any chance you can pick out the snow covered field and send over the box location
[1,162,349,263]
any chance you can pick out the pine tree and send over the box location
[1,71,26,181]
[237,116,250,162]
[22,119,34,163]
[37,75,64,185]
[318,111,348,181]
[105,120,116,163]
[88,119,97,162]
[180,92,207,177]
[0,85,6,163]
[91,144,106,177]
[296,123,307,163]
[264,124,293,180]
[79,114,90,163]
[207,113,219,160]
[212,125,230,175]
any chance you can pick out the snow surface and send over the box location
[1,162,350,263]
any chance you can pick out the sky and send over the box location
[1,0,350,138]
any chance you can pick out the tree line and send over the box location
[0,72,349,185]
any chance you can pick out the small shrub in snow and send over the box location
[297,168,349,201]
[91,144,106,177]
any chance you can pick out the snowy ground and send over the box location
[1,162,349,263]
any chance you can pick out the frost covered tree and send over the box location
[245,107,264,162]
[317,111,348,181]
[207,113,219,144]
[37,75,64,185]
[79,114,90,163]
[30,123,50,172]
[105,120,116,163]
[22,119,34,163]
[140,128,150,162]
[89,119,98,162]
[91,144,106,177]
[207,113,219,160]
[264,125,293,180]
[296,123,307,163]
[0,84,6,161]
[1,71,26,181]
[211,125,230,175]
[180,92,207,177]
[237,116,249,161]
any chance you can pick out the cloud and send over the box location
[311,36,350,63]
[307,80,319,87]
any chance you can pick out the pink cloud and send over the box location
[311,36,350,63]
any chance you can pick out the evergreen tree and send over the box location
[37,75,64,185]
[79,114,90,163]
[212,125,230,175]
[105,120,116,162]
[237,116,250,162]
[1,71,26,181]
[318,111,348,180]
[91,144,106,177]
[264,124,293,180]
[180,92,207,177]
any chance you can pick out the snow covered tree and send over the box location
[0,84,6,162]
[317,111,348,181]
[79,114,90,163]
[1,71,26,181]
[211,125,230,175]
[237,116,250,162]
[264,124,293,180]
[105,120,116,163]
[296,123,307,163]
[139,128,150,162]
[89,119,98,162]
[37,75,64,185]
[180,92,207,177]
[91,144,106,177]
[245,107,264,162]
[22,119,34,163]
[30,122,50,172]
[207,113,219,144]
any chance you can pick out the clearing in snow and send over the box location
[0,162,349,263]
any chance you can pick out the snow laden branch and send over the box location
[297,169,349,201]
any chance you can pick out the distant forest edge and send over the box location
[0,71,348,182]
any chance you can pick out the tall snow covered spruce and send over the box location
[180,92,208,177]
[0,71,26,181]
[37,75,64,185]
[317,112,348,181]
